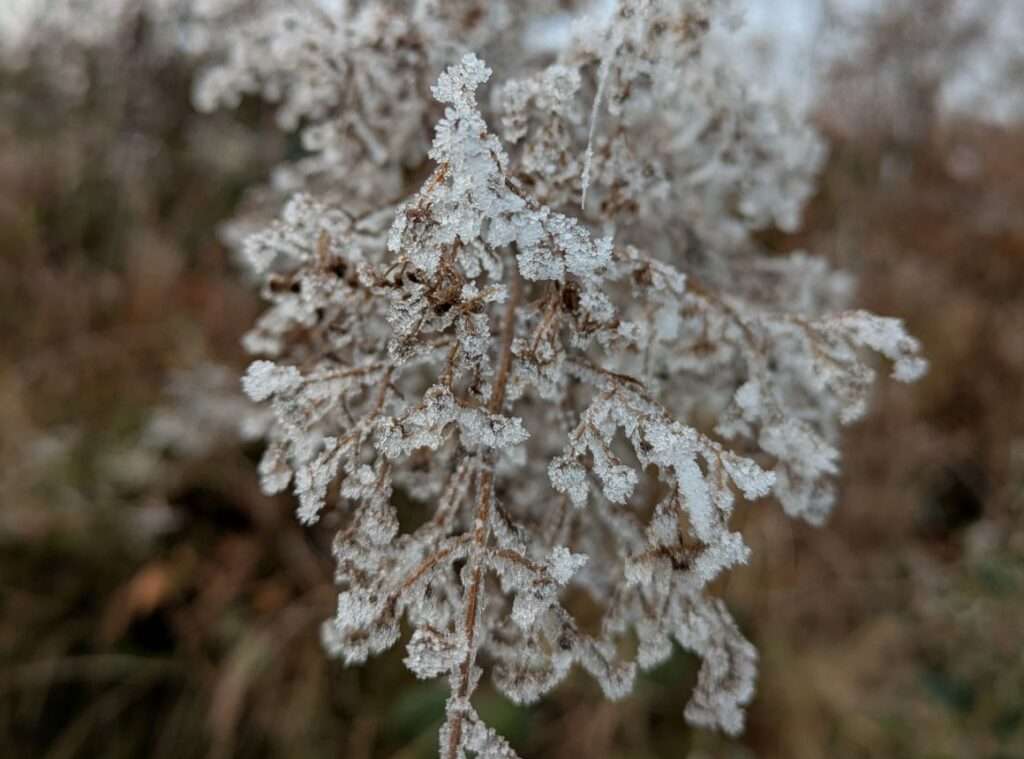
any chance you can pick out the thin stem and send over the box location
[445,265,522,759]
[488,269,521,415]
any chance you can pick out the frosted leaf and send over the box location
[406,627,459,680]
[493,644,571,705]
[761,419,840,524]
[257,440,292,494]
[431,53,492,108]
[547,545,587,585]
[456,311,492,361]
[548,456,589,508]
[242,193,352,275]
[241,360,302,402]
[510,591,548,630]
[719,449,775,501]
[761,420,839,484]
[677,598,757,737]
[597,462,638,504]
[735,380,761,415]
[464,716,521,759]
[456,407,530,452]
[376,385,457,459]
[385,208,408,255]
[574,636,637,701]
[339,464,398,545]
[322,568,402,665]
[829,311,928,383]
[333,589,398,650]
[168,4,935,754]
[636,618,674,669]
[294,438,343,524]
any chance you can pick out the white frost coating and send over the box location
[547,545,588,585]
[827,311,928,383]
[241,360,302,402]
[62,1,935,756]
[677,597,758,736]
[294,438,343,524]
[406,627,459,679]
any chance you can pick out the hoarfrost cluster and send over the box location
[5,1,930,755]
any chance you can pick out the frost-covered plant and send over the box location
[8,0,927,754]
[196,2,928,753]
[822,0,1024,135]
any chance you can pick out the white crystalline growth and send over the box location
[146,4,931,757]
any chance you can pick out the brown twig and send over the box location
[445,264,522,759]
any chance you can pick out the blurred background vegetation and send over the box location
[2,7,1023,759]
